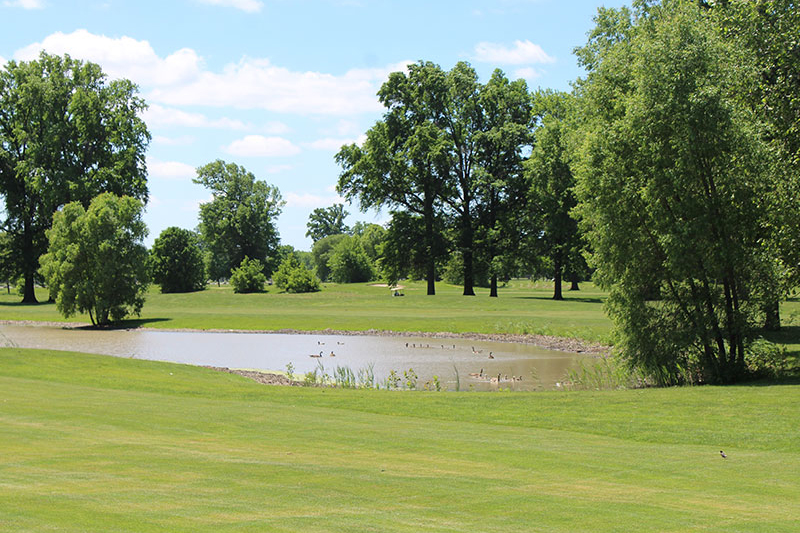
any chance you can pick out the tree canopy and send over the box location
[573,0,781,384]
[194,160,284,279]
[39,193,149,326]
[0,52,150,303]
[305,203,349,242]
[150,227,206,293]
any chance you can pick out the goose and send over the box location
[310,351,323,358]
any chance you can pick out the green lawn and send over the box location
[1,347,798,532]
[0,280,613,341]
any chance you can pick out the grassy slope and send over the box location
[1,348,798,532]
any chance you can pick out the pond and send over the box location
[0,324,593,391]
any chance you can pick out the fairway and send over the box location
[1,348,798,532]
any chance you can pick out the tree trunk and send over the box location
[21,272,37,303]
[764,300,781,331]
[490,274,498,297]
[424,196,436,296]
[553,256,563,301]
[462,247,476,296]
[570,278,580,291]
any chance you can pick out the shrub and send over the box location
[273,254,321,293]
[230,256,266,293]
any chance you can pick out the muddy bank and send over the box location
[205,366,303,386]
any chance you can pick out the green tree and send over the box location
[474,69,533,297]
[327,235,375,284]
[273,253,321,293]
[38,193,149,326]
[574,0,778,384]
[229,256,266,294]
[0,52,150,303]
[311,233,348,282]
[194,160,284,279]
[337,63,450,296]
[526,90,583,301]
[150,227,206,293]
[305,204,349,242]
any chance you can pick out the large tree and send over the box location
[194,160,284,278]
[337,62,450,295]
[305,203,349,242]
[0,53,150,303]
[526,90,584,301]
[39,193,149,326]
[474,69,533,297]
[574,0,779,384]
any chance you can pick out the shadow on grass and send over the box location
[0,300,55,307]
[75,318,172,330]
[514,295,605,304]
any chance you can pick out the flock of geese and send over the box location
[308,339,524,384]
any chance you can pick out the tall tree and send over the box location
[305,203,349,242]
[474,69,533,297]
[574,0,778,384]
[337,62,450,295]
[39,193,149,326]
[0,53,150,303]
[194,160,284,278]
[526,90,583,301]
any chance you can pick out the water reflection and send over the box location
[0,324,592,391]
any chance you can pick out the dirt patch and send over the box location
[205,366,304,386]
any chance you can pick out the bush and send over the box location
[273,254,321,293]
[230,256,266,293]
[150,227,206,293]
[328,236,375,283]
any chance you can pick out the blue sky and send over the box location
[1,0,626,250]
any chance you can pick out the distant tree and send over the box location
[328,235,376,284]
[194,160,284,279]
[273,253,321,293]
[311,233,348,282]
[150,227,206,293]
[305,204,349,242]
[229,256,266,294]
[0,232,18,294]
[0,52,150,303]
[349,222,387,263]
[39,193,149,326]
[526,90,583,301]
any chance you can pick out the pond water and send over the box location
[0,324,592,391]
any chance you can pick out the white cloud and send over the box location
[473,39,555,65]
[147,158,197,181]
[15,30,203,87]
[143,104,248,130]
[14,30,408,116]
[285,192,345,209]
[224,135,301,157]
[150,58,411,115]
[514,67,543,80]
[265,164,294,175]
[3,0,44,9]
[195,0,263,13]
[306,135,366,152]
[0,55,6,68]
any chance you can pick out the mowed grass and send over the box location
[1,347,798,532]
[0,280,613,341]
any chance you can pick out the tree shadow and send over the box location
[0,299,55,307]
[513,295,606,304]
[75,318,172,330]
